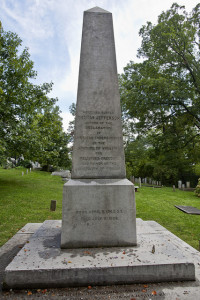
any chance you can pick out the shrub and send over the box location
[195,178,200,197]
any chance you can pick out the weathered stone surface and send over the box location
[71,7,125,179]
[52,170,71,178]
[175,205,200,215]
[3,220,196,289]
[61,7,136,249]
[61,179,136,248]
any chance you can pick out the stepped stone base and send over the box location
[61,179,137,248]
[3,219,195,289]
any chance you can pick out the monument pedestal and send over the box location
[3,219,196,289]
[61,179,137,248]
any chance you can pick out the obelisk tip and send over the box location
[85,6,110,14]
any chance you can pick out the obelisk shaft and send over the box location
[61,7,136,248]
[71,7,126,179]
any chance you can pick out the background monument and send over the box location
[61,7,137,248]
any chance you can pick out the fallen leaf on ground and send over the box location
[142,289,147,293]
[41,289,47,294]
[152,290,157,295]
[88,286,92,289]
[68,261,72,263]
[123,251,126,254]
[27,291,32,295]
[143,285,148,288]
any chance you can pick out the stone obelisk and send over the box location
[61,7,137,248]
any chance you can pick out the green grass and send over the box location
[0,168,199,250]
[0,168,63,246]
[136,186,200,250]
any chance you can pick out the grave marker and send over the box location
[61,7,136,248]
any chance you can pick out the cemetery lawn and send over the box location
[136,186,200,250]
[0,169,199,251]
[0,168,63,247]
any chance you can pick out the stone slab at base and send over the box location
[3,219,195,289]
[61,179,137,248]
[175,205,200,215]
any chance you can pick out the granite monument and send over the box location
[61,7,137,248]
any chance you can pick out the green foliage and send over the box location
[120,3,200,184]
[17,159,32,169]
[0,26,71,169]
[67,102,76,144]
[195,178,200,197]
[125,131,198,185]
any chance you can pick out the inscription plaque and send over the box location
[71,8,126,179]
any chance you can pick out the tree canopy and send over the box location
[119,3,200,184]
[0,25,71,169]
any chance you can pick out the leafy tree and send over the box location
[120,3,200,134]
[28,106,71,170]
[0,25,71,169]
[120,3,200,185]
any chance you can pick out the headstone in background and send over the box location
[50,200,57,211]
[178,180,182,189]
[182,184,185,190]
[52,170,71,178]
[61,7,137,248]
[139,177,141,187]
[186,181,190,188]
[173,185,176,192]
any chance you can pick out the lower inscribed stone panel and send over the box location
[61,179,137,248]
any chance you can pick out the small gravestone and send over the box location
[182,184,185,190]
[178,180,182,189]
[50,200,57,211]
[175,205,200,215]
[52,170,71,178]
[186,181,190,188]
[173,185,176,192]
